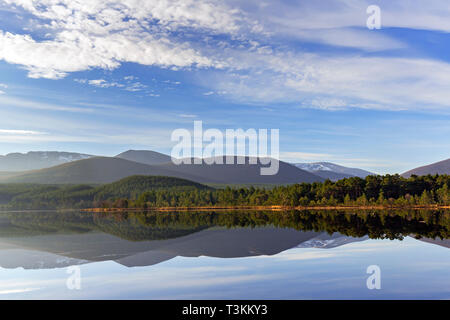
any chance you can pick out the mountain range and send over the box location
[0,226,366,269]
[0,151,324,185]
[0,150,449,185]
[0,151,93,171]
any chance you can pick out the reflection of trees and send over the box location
[0,210,448,241]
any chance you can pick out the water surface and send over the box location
[0,210,448,299]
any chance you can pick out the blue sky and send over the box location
[1,0,450,173]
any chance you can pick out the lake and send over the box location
[0,210,448,299]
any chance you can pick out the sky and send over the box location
[0,0,450,174]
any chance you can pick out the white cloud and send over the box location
[179,114,197,118]
[88,79,124,88]
[0,129,46,135]
[207,51,450,112]
[75,77,150,93]
[240,0,450,34]
[0,95,94,113]
[1,0,450,113]
[280,152,332,162]
[0,0,239,79]
[293,28,406,51]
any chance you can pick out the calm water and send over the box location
[0,210,448,300]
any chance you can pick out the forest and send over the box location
[0,209,448,241]
[0,174,449,210]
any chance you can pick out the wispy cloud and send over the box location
[0,287,41,295]
[0,129,46,135]
[179,114,197,118]
[280,152,333,162]
[0,95,94,113]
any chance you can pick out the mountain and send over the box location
[152,156,324,184]
[116,150,171,165]
[3,155,323,185]
[402,158,450,178]
[294,162,375,181]
[0,151,93,171]
[2,157,202,184]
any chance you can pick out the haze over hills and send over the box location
[3,149,450,185]
[0,151,93,171]
[2,157,203,184]
[151,156,324,184]
[402,158,450,178]
[116,150,171,165]
[294,162,375,181]
[118,150,323,184]
[2,153,324,185]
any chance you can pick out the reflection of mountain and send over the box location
[0,210,447,269]
[0,228,365,269]
[418,237,450,248]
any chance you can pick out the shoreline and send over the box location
[81,205,450,213]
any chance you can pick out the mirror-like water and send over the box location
[0,210,448,299]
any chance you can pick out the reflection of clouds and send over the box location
[0,261,280,299]
[270,251,338,261]
[0,237,448,299]
[248,240,396,261]
[78,263,273,291]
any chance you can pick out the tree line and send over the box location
[1,209,448,241]
[1,174,450,210]
[111,174,450,209]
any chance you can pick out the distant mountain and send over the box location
[3,155,324,185]
[294,162,375,181]
[0,151,93,171]
[152,156,324,184]
[3,157,202,184]
[402,158,450,178]
[116,150,171,165]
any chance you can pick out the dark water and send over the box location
[0,210,448,299]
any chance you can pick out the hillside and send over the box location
[0,151,93,171]
[93,175,210,199]
[310,170,356,182]
[3,175,210,209]
[115,150,171,165]
[402,158,450,178]
[3,157,202,184]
